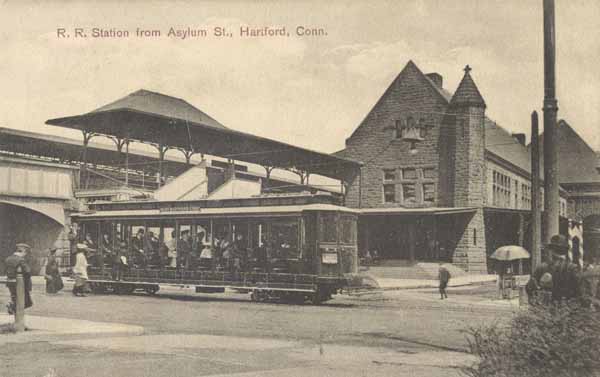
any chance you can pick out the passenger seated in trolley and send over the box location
[112,241,129,280]
[84,232,100,267]
[166,230,177,268]
[132,229,147,268]
[178,230,193,270]
[230,233,245,272]
[100,233,112,268]
[145,231,160,267]
[195,231,212,269]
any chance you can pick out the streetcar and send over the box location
[71,192,359,304]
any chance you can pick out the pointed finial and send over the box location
[464,65,472,73]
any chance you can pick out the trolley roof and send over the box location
[46,89,361,181]
[72,203,360,220]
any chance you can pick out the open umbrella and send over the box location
[490,245,531,261]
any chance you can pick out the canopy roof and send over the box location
[46,89,361,180]
[0,126,188,177]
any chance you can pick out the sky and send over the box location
[1,0,599,160]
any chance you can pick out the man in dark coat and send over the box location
[5,243,33,314]
[530,234,580,304]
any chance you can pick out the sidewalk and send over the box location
[373,274,498,290]
[385,288,522,310]
[0,313,144,343]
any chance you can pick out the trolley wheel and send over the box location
[91,283,106,294]
[251,290,268,302]
[116,283,135,295]
[310,292,322,305]
[144,285,159,295]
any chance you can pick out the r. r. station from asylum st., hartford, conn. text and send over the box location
[56,25,327,40]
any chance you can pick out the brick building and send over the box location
[336,60,575,273]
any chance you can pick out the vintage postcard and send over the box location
[1,1,599,376]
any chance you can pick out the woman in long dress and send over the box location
[72,244,89,297]
[45,248,63,294]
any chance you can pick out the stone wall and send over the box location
[343,62,449,209]
[448,104,487,273]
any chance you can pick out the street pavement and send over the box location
[0,280,515,377]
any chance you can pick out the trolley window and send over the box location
[319,213,338,243]
[270,219,300,259]
[340,216,356,245]
[249,220,267,262]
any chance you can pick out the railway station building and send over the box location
[335,60,598,274]
[1,67,599,277]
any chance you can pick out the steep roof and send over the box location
[485,118,539,177]
[450,65,486,108]
[334,61,552,180]
[536,120,600,184]
[92,89,227,130]
[423,74,453,102]
[347,60,451,141]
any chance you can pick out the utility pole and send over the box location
[542,0,560,244]
[14,266,25,332]
[531,111,542,268]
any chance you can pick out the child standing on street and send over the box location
[439,264,451,300]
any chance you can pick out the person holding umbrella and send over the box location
[490,244,531,300]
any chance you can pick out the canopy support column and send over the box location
[179,148,196,165]
[80,131,97,190]
[153,144,170,188]
[263,166,274,192]
[108,136,131,187]
[340,179,349,206]
[124,139,130,186]
[290,168,308,186]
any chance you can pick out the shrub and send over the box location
[463,303,600,377]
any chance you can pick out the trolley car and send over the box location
[72,193,359,304]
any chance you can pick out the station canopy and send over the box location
[46,89,361,180]
[0,127,188,177]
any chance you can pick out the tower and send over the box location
[448,65,487,273]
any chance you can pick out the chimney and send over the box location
[426,73,443,88]
[512,133,526,146]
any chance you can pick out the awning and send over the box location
[359,207,477,216]
[46,89,362,181]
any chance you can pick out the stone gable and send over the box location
[343,61,451,209]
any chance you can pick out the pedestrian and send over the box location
[530,234,580,305]
[5,243,33,314]
[438,263,450,299]
[72,243,89,297]
[44,248,64,294]
[67,224,78,267]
